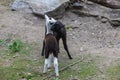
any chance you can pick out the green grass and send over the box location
[1,44,99,80]
[0,37,120,80]
[0,45,99,80]
[4,39,35,55]
[0,67,21,80]
[0,39,44,80]
[7,40,21,52]
[60,61,98,80]
[78,62,98,78]
[106,65,120,80]
[49,55,99,80]
[0,39,4,45]
[0,66,43,80]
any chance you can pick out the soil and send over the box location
[0,3,120,79]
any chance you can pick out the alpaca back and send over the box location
[45,34,58,53]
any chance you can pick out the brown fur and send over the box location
[44,34,58,58]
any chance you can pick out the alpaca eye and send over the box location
[49,17,52,20]
[50,22,54,25]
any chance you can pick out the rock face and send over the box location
[70,0,120,9]
[11,0,120,25]
[88,0,120,9]
[11,0,29,10]
[11,0,69,18]
[70,1,120,27]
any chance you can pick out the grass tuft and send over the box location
[7,40,21,53]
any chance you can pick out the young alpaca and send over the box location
[43,15,59,76]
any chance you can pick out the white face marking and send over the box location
[44,15,57,34]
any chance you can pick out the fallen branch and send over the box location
[43,56,84,80]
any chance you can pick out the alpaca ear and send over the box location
[45,14,50,22]
[51,18,56,23]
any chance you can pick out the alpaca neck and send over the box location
[46,25,53,34]
[46,29,53,34]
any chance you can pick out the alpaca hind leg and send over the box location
[54,57,59,76]
[48,54,52,68]
[41,40,45,56]
[43,59,48,73]
[62,36,72,59]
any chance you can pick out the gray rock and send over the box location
[11,0,30,11]
[101,18,108,23]
[109,20,120,27]
[71,1,120,27]
[88,0,120,9]
[11,0,70,18]
[80,47,84,52]
[71,2,84,9]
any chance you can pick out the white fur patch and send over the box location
[48,54,52,68]
[54,57,59,76]
[43,59,48,73]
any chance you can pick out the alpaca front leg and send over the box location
[43,59,48,73]
[54,57,59,76]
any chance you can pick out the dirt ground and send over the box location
[0,2,120,80]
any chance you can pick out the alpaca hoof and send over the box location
[43,71,47,74]
[43,72,47,74]
[48,67,51,69]
[56,74,59,77]
[69,57,73,59]
[41,53,44,56]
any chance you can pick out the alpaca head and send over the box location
[51,21,65,32]
[45,15,57,30]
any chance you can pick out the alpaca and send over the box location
[43,15,59,76]
[41,16,72,59]
[41,15,57,56]
[51,20,73,59]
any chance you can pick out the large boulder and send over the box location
[69,0,120,9]
[88,0,120,9]
[11,0,70,18]
[70,1,120,27]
